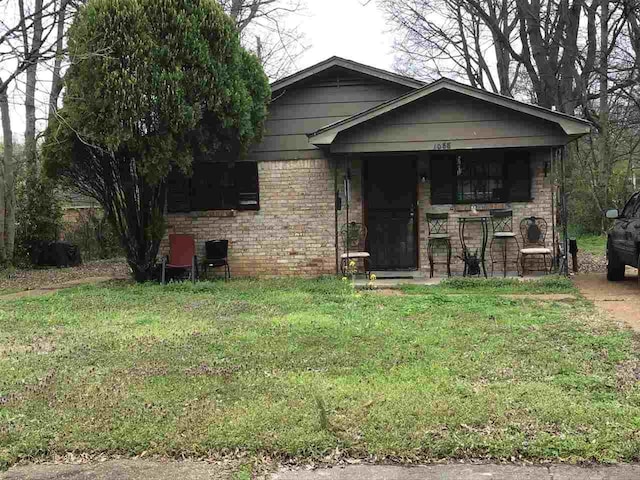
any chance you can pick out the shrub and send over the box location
[15,174,63,265]
[62,209,123,261]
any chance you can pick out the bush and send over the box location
[15,174,63,265]
[62,209,123,261]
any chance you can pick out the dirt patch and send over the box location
[502,293,578,302]
[574,270,640,332]
[577,251,607,274]
[0,259,129,295]
[374,289,406,297]
[0,276,128,301]
[0,337,56,358]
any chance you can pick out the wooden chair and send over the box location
[203,240,231,281]
[340,222,371,277]
[519,217,552,275]
[426,212,451,278]
[161,234,198,284]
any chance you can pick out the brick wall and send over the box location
[163,149,555,278]
[162,158,337,277]
[417,148,554,276]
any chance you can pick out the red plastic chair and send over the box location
[161,234,198,284]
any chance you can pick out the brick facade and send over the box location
[163,148,555,278]
[163,158,337,277]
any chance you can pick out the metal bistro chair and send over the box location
[519,216,553,275]
[203,240,231,281]
[161,234,198,284]
[489,209,520,277]
[426,212,451,278]
[340,222,371,277]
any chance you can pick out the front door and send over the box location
[365,158,418,270]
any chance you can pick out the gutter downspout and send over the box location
[334,156,339,275]
[561,146,569,276]
[551,148,557,272]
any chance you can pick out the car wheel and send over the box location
[607,241,625,281]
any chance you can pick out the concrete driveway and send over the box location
[574,269,640,332]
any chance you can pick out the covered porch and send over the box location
[307,79,592,277]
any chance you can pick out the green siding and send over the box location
[330,90,568,153]
[247,66,413,161]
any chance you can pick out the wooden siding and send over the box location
[329,90,569,153]
[247,66,413,161]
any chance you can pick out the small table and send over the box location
[458,216,489,278]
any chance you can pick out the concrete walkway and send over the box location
[275,464,640,480]
[3,461,640,480]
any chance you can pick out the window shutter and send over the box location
[167,169,191,213]
[506,153,531,202]
[430,156,454,204]
[235,162,260,210]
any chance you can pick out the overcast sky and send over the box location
[294,0,396,72]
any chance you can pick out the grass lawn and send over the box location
[1,277,639,469]
[575,234,607,256]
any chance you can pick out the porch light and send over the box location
[544,160,550,177]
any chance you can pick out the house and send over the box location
[162,57,591,277]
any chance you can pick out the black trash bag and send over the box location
[29,241,82,267]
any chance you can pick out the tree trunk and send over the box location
[48,0,69,122]
[0,87,10,264]
[24,0,45,173]
[598,0,611,232]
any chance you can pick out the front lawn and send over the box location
[1,278,639,468]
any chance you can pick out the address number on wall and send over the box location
[433,142,452,150]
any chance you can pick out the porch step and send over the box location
[371,270,424,279]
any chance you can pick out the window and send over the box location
[167,162,259,213]
[621,193,640,218]
[430,150,531,205]
[456,155,505,203]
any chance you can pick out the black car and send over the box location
[607,192,640,280]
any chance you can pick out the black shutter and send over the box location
[167,168,191,213]
[506,153,531,202]
[235,162,259,210]
[430,156,455,204]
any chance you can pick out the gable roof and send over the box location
[308,77,592,146]
[270,56,425,92]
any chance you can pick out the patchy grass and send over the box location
[400,276,576,295]
[575,235,607,256]
[0,278,639,468]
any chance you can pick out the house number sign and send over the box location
[433,142,452,150]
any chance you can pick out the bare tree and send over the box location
[220,0,308,79]
[379,0,640,231]
[0,0,81,262]
[379,0,521,95]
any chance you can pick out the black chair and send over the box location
[202,240,231,281]
[426,212,451,278]
[519,217,552,275]
[489,209,520,277]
